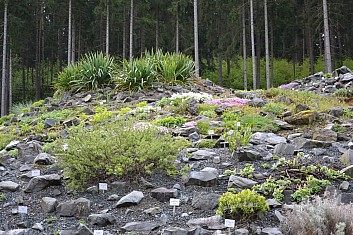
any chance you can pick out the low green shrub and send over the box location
[196,121,211,135]
[195,139,216,148]
[241,115,280,132]
[0,114,15,125]
[216,189,269,221]
[155,116,186,127]
[262,102,285,115]
[32,100,45,107]
[0,134,16,150]
[55,119,190,191]
[334,88,353,98]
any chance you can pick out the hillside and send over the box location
[1,65,353,235]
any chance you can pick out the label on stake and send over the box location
[99,183,108,191]
[208,130,215,135]
[18,206,28,214]
[170,198,180,206]
[94,230,104,235]
[224,219,235,228]
[31,170,40,177]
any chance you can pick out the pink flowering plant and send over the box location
[205,97,250,107]
[278,82,299,89]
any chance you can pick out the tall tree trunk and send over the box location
[155,5,159,51]
[22,60,26,101]
[264,0,270,89]
[129,0,134,61]
[106,0,109,56]
[175,2,179,53]
[255,0,261,89]
[123,7,127,60]
[140,25,145,54]
[1,3,7,116]
[323,0,332,73]
[218,54,222,86]
[8,49,12,113]
[35,3,41,101]
[72,20,75,62]
[242,0,248,90]
[250,0,256,90]
[194,0,200,77]
[68,0,72,65]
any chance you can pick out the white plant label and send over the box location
[31,170,40,177]
[94,230,104,235]
[170,198,180,206]
[99,183,108,191]
[208,130,215,135]
[224,219,235,228]
[236,122,241,127]
[18,206,28,214]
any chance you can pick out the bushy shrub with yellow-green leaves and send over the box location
[216,189,269,221]
[55,118,191,191]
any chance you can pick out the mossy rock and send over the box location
[284,110,318,125]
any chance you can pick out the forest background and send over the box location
[0,0,352,116]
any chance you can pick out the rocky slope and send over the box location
[0,70,353,235]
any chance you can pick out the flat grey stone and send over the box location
[0,181,19,192]
[273,143,295,155]
[234,149,262,161]
[24,174,61,193]
[191,192,220,210]
[228,175,258,189]
[185,169,218,187]
[17,141,42,164]
[115,191,144,208]
[261,227,283,235]
[250,132,286,145]
[186,215,225,230]
[120,221,159,233]
[57,197,91,217]
[88,213,116,226]
[235,228,249,235]
[33,153,53,165]
[151,187,178,202]
[40,197,58,213]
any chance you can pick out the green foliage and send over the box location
[0,194,7,202]
[343,108,353,119]
[136,101,148,108]
[156,51,195,84]
[332,124,346,133]
[241,115,280,132]
[195,139,217,148]
[155,116,186,127]
[262,102,286,115]
[334,88,353,98]
[93,107,113,123]
[224,123,252,151]
[239,163,255,178]
[115,50,194,91]
[46,217,58,224]
[55,119,190,191]
[55,52,116,92]
[118,107,132,115]
[253,177,289,202]
[196,121,211,135]
[0,114,15,125]
[291,176,331,202]
[10,101,33,115]
[221,112,240,122]
[216,189,269,221]
[40,109,73,122]
[199,110,217,118]
[117,57,157,91]
[0,134,16,150]
[54,62,81,91]
[32,100,45,107]
[197,104,216,113]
